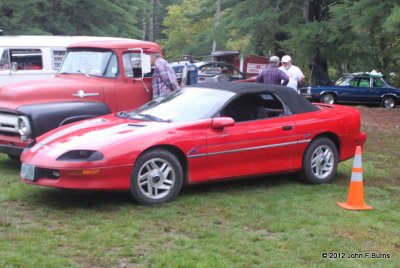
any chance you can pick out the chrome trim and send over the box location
[73,89,100,98]
[187,139,311,158]
[0,113,19,133]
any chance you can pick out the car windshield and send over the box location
[335,76,353,86]
[59,49,118,78]
[119,87,235,122]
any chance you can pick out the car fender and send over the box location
[319,90,338,97]
[17,101,111,138]
[380,93,399,100]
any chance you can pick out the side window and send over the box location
[0,49,10,70]
[220,93,284,122]
[9,49,43,70]
[349,78,359,87]
[104,54,119,78]
[373,78,384,87]
[122,52,142,78]
[52,49,67,70]
[358,78,370,87]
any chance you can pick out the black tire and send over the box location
[130,149,183,205]
[381,96,397,109]
[320,93,336,104]
[7,154,20,162]
[301,137,338,184]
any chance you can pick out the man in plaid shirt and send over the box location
[150,53,179,99]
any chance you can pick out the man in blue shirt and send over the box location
[255,56,289,86]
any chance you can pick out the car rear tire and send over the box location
[301,137,338,184]
[381,96,397,109]
[320,93,336,104]
[130,149,183,205]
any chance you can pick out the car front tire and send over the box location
[301,137,338,184]
[130,149,183,205]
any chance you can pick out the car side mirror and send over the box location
[11,62,18,72]
[141,53,151,75]
[211,117,235,129]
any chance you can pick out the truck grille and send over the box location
[0,113,20,134]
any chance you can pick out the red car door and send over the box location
[206,115,298,181]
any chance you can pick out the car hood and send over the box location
[0,75,103,111]
[30,115,171,153]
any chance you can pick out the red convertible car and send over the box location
[20,82,366,205]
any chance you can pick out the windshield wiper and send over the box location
[76,70,90,77]
[116,111,132,119]
[136,113,170,122]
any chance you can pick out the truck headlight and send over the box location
[18,116,32,142]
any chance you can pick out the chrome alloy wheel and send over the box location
[383,97,395,109]
[322,94,335,104]
[310,145,335,180]
[137,158,176,200]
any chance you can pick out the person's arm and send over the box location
[280,70,289,86]
[255,70,264,83]
[297,66,305,84]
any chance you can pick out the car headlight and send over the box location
[18,116,32,142]
[56,150,104,162]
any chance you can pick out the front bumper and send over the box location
[0,143,24,156]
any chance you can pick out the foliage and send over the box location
[160,0,213,59]
[0,0,146,38]
[1,0,400,81]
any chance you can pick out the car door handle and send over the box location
[282,126,293,131]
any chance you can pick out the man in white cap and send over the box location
[279,55,305,91]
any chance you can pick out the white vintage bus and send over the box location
[0,35,127,86]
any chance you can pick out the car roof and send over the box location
[342,72,383,78]
[192,82,319,114]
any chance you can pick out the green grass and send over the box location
[0,109,399,267]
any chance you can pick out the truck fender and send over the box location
[17,101,111,138]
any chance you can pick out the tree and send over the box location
[0,0,145,37]
[160,0,212,59]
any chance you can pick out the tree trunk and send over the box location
[211,0,221,53]
[304,0,330,85]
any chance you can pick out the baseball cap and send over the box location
[281,55,291,63]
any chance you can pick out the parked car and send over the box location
[194,61,244,83]
[171,61,198,85]
[0,35,126,86]
[299,72,400,108]
[0,38,158,160]
[21,82,366,205]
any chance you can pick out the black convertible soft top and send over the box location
[192,82,319,114]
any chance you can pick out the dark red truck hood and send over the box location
[0,74,104,111]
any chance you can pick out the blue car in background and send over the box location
[299,72,400,108]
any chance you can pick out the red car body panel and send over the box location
[21,99,366,191]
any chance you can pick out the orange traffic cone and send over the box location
[337,146,373,210]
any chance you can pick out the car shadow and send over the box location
[25,173,300,210]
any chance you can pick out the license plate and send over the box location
[21,163,36,181]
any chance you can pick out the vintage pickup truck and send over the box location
[0,38,159,159]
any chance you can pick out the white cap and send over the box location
[281,55,291,63]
